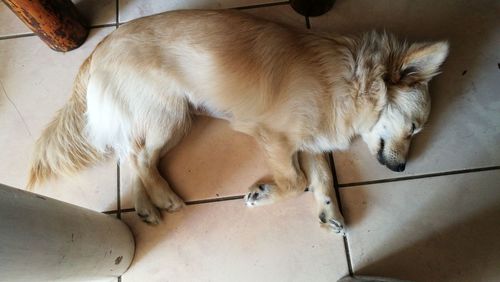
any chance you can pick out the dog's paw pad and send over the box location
[245,184,273,206]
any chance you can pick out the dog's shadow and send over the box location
[407,4,497,162]
[353,194,500,281]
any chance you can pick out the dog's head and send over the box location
[360,37,449,172]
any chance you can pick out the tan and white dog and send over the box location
[28,10,448,234]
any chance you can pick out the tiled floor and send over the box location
[0,1,498,282]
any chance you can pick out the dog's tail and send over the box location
[27,57,104,189]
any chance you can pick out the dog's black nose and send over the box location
[396,163,406,172]
[386,162,406,172]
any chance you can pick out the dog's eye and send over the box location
[406,123,416,139]
[383,73,390,83]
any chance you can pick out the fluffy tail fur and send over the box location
[27,57,105,189]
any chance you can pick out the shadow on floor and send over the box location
[356,204,500,281]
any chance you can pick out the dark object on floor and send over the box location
[3,0,88,52]
[338,275,412,282]
[291,0,336,17]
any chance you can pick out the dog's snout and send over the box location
[375,138,407,172]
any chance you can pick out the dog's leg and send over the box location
[132,173,161,225]
[125,95,190,223]
[299,152,345,235]
[130,142,185,216]
[128,110,190,223]
[245,132,307,206]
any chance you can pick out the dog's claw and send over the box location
[319,205,345,236]
[327,219,345,236]
[319,215,345,236]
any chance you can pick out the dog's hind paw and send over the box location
[136,205,161,225]
[150,189,185,213]
[135,194,162,225]
[245,184,276,206]
[163,194,185,213]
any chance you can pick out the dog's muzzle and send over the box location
[377,139,406,172]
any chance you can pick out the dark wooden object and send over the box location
[2,0,89,52]
[291,0,336,17]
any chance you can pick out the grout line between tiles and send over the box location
[103,210,118,215]
[186,195,245,205]
[116,161,121,219]
[120,208,135,213]
[115,0,120,28]
[0,23,117,42]
[234,1,290,10]
[89,23,117,29]
[109,166,500,215]
[329,154,354,276]
[120,195,246,214]
[329,154,344,213]
[338,165,500,188]
[0,33,36,40]
[342,236,354,277]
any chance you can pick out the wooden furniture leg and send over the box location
[2,0,89,52]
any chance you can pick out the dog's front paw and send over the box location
[319,203,346,236]
[245,184,276,207]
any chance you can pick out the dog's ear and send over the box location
[397,41,449,85]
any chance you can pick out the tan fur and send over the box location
[27,57,105,189]
[29,10,448,231]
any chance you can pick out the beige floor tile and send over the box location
[0,2,32,37]
[0,27,118,211]
[73,0,117,26]
[122,194,348,282]
[309,0,500,184]
[120,116,271,209]
[118,0,288,23]
[340,170,500,282]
